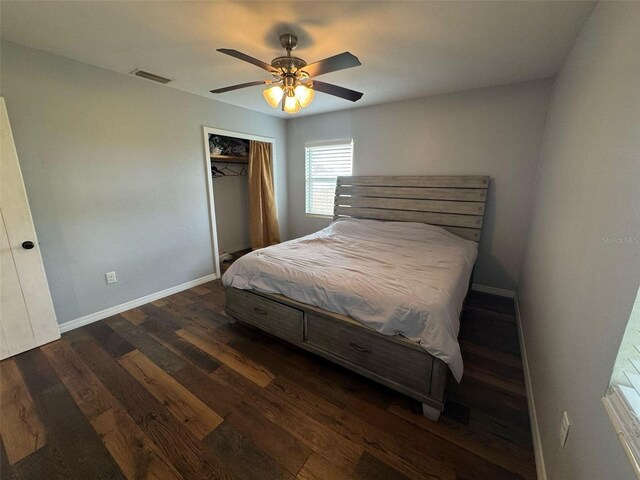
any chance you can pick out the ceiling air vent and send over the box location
[131,69,172,84]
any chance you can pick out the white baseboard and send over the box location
[472,283,516,298]
[514,294,548,480]
[58,273,218,333]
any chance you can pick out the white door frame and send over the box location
[201,126,277,278]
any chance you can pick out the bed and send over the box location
[222,175,489,420]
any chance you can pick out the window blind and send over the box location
[305,141,353,216]
[604,287,640,476]
[609,288,640,416]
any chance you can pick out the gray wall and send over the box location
[518,2,640,479]
[212,171,250,255]
[0,41,287,325]
[286,80,553,291]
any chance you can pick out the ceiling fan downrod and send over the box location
[271,33,307,74]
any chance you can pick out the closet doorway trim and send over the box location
[201,126,277,278]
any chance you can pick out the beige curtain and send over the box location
[248,140,280,249]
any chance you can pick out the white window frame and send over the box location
[603,387,640,478]
[304,139,354,218]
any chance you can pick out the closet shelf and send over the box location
[211,154,248,164]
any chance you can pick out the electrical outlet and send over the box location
[559,411,570,447]
[105,271,117,284]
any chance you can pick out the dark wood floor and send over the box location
[0,277,536,479]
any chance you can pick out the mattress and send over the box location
[222,218,478,381]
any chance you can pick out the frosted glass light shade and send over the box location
[294,84,314,107]
[283,95,301,114]
[263,85,284,108]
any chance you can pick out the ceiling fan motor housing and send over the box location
[271,55,307,73]
[271,33,307,74]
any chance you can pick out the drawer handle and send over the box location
[350,342,371,354]
[253,307,267,315]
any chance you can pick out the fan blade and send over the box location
[217,48,278,73]
[312,81,363,102]
[302,52,361,78]
[210,80,268,94]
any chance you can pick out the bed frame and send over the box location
[225,175,489,420]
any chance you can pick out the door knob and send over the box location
[21,241,34,250]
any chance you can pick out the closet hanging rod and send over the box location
[210,154,248,164]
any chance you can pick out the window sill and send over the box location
[305,213,333,219]
[603,388,640,479]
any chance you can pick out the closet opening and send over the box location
[201,127,278,279]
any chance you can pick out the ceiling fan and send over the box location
[210,33,363,114]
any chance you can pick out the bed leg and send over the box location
[422,403,441,421]
[224,311,238,324]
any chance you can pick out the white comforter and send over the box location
[222,218,478,381]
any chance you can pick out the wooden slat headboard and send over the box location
[334,176,489,242]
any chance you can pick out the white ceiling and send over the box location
[0,1,595,118]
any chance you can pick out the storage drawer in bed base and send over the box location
[305,312,434,397]
[224,287,447,416]
[302,337,447,410]
[225,287,304,343]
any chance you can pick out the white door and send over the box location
[0,97,59,359]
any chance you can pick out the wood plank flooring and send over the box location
[0,275,536,479]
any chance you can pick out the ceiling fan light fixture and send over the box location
[213,33,362,113]
[294,84,314,108]
[283,94,301,114]
[263,85,284,108]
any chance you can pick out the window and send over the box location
[604,286,640,478]
[305,141,353,216]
